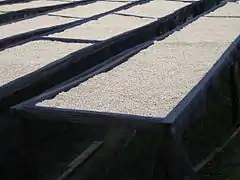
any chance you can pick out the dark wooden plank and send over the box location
[231,60,240,124]
[157,127,198,180]
[57,141,103,180]
[12,105,166,127]
[0,0,30,6]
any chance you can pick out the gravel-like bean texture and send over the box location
[47,14,153,40]
[47,0,189,40]
[0,40,90,86]
[0,14,76,39]
[0,0,67,12]
[163,2,240,44]
[117,0,193,18]
[39,43,229,117]
[0,1,125,39]
[50,1,126,18]
[39,2,240,117]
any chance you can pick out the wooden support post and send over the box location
[231,61,240,124]
[155,127,199,180]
